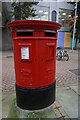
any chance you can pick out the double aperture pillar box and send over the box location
[8,20,61,110]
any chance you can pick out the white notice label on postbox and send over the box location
[21,47,29,59]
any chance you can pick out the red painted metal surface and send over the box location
[8,20,61,88]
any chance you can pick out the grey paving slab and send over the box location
[10,105,56,118]
[0,90,2,101]
[56,86,78,118]
[78,83,80,97]
[2,91,56,118]
[69,69,80,76]
[0,90,2,119]
[2,51,13,57]
[2,91,16,118]
[69,85,79,95]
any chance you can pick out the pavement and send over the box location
[1,49,80,119]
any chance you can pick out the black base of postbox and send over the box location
[16,81,56,110]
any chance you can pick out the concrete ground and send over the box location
[1,49,80,119]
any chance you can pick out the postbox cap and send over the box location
[8,20,61,31]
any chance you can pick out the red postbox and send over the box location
[8,20,61,110]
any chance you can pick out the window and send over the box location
[58,9,73,31]
[52,10,57,22]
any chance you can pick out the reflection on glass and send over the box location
[58,8,74,31]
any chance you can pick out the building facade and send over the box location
[2,0,78,50]
[30,1,76,49]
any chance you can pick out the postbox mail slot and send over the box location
[45,30,56,37]
[17,30,33,36]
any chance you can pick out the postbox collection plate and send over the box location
[21,47,29,59]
